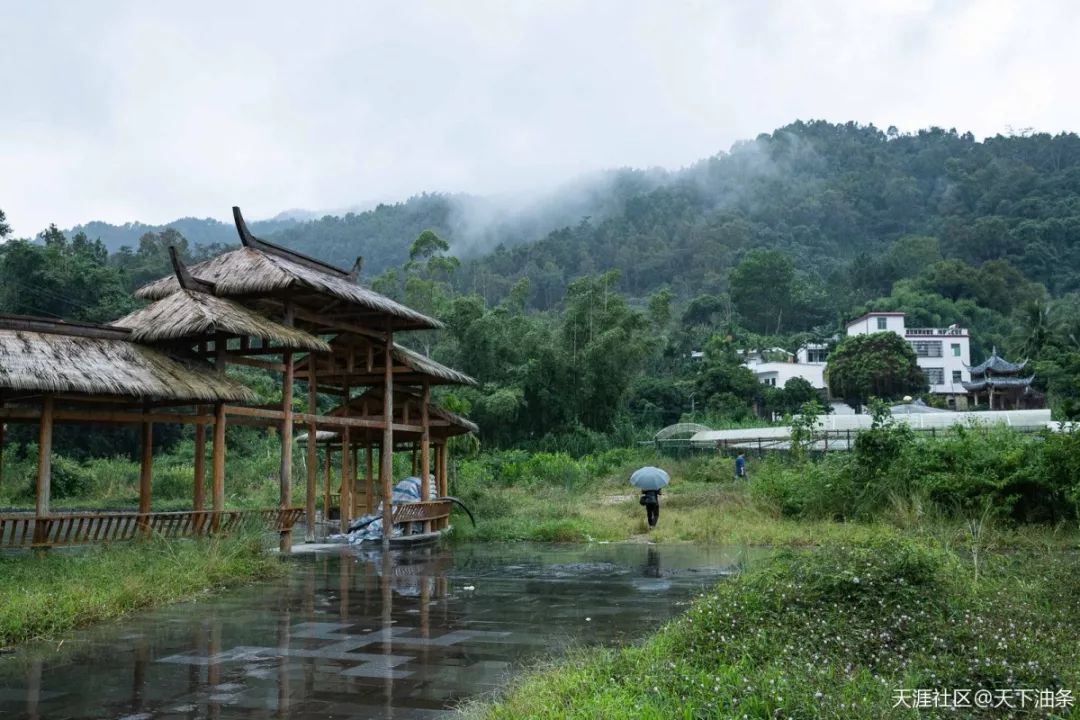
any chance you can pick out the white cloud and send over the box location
[1,0,1076,236]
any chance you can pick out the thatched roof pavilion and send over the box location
[0,315,253,403]
[113,288,331,353]
[0,206,478,551]
[135,208,441,333]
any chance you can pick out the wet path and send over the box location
[0,542,742,719]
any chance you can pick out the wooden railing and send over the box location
[0,508,304,549]
[391,500,452,525]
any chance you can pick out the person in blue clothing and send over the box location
[735,453,747,479]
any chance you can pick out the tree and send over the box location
[0,208,10,239]
[730,250,796,334]
[826,332,927,412]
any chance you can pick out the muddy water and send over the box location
[0,542,743,719]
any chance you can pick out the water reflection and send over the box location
[0,543,742,719]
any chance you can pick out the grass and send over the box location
[449,451,1080,551]
[462,539,1080,719]
[0,534,283,647]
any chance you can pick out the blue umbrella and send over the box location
[630,466,670,491]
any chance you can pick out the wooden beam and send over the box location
[139,421,153,535]
[381,331,394,544]
[305,356,318,543]
[420,381,431,534]
[211,402,226,530]
[0,407,213,425]
[291,306,384,340]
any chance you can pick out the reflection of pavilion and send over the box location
[963,348,1039,410]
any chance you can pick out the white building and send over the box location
[845,311,971,408]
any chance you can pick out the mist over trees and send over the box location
[7,119,1080,449]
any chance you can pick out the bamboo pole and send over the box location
[305,356,318,543]
[139,421,153,536]
[193,408,206,511]
[34,396,54,546]
[381,331,394,545]
[279,303,295,554]
[420,381,431,534]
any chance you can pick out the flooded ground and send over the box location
[0,542,743,719]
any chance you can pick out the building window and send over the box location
[876,317,887,330]
[807,348,827,363]
[911,340,943,358]
[951,343,961,357]
[925,367,944,386]
[952,370,962,384]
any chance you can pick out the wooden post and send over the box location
[139,420,153,536]
[323,445,332,526]
[211,402,226,531]
[0,417,5,496]
[420,381,431,534]
[352,445,359,517]
[411,445,419,475]
[279,302,295,554]
[193,408,206,511]
[33,396,54,546]
[305,356,318,543]
[365,442,374,514]
[212,335,227,532]
[438,442,449,530]
[380,331,394,544]
[340,425,351,534]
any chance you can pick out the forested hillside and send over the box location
[6,120,1080,452]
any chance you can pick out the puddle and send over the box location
[0,542,746,718]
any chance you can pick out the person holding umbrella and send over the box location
[630,466,670,529]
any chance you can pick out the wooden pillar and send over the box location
[139,420,153,536]
[352,445,359,516]
[380,331,394,544]
[212,335,227,531]
[412,445,419,476]
[365,442,374,514]
[438,442,449,530]
[305,356,318,543]
[211,402,226,530]
[0,417,5,495]
[340,425,351,534]
[279,303,296,554]
[33,396,54,546]
[420,381,431,533]
[193,410,206,511]
[323,446,332,526]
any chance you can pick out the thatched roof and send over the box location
[135,247,441,330]
[393,344,477,386]
[112,289,331,352]
[0,316,255,403]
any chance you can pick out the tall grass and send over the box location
[0,534,282,646]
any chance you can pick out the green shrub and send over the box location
[154,464,195,501]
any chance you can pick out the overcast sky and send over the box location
[1,0,1077,236]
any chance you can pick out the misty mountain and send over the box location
[68,216,303,253]
[457,121,1080,309]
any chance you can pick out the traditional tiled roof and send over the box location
[968,347,1028,376]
